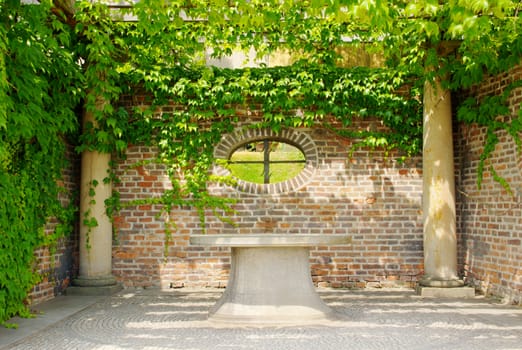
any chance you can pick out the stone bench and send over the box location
[189,234,352,325]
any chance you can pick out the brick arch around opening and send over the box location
[213,128,318,195]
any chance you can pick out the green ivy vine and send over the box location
[95,63,422,240]
[458,80,522,194]
[0,0,82,326]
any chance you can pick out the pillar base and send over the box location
[417,276,474,298]
[416,285,475,298]
[418,276,464,288]
[70,275,122,296]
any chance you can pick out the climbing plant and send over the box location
[77,0,522,217]
[1,0,521,324]
[0,0,82,325]
[103,63,422,232]
[75,0,522,191]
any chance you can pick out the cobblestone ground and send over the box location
[4,289,522,350]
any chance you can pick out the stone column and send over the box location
[419,76,463,288]
[73,97,119,292]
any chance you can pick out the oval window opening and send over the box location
[228,140,306,184]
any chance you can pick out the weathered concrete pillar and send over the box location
[73,97,119,293]
[419,76,464,288]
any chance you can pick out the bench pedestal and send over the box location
[190,234,351,325]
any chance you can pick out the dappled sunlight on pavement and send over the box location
[3,289,522,350]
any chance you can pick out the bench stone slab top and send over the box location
[189,234,352,247]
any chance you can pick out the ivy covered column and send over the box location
[74,95,119,291]
[419,75,464,288]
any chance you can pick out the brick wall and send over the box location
[26,71,521,304]
[112,100,424,289]
[455,65,522,304]
[29,144,80,304]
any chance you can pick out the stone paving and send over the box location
[2,288,522,350]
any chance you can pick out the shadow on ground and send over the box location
[2,289,522,350]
